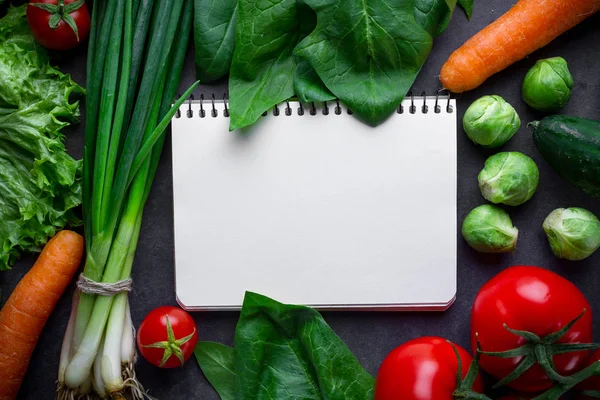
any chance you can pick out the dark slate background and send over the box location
[2,1,600,398]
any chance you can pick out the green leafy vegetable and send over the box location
[196,292,375,399]
[457,0,473,19]
[236,292,375,399]
[228,0,301,130]
[194,342,236,400]
[415,0,455,37]
[295,0,434,126]
[0,6,83,270]
[194,0,238,82]
[228,0,469,129]
[294,60,335,103]
[293,3,334,103]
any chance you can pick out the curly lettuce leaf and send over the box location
[0,5,83,270]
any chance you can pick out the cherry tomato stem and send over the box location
[137,306,198,369]
[27,0,90,50]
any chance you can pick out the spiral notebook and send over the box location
[171,96,457,311]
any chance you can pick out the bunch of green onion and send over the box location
[57,0,197,397]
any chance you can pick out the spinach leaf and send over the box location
[295,0,434,126]
[294,60,335,103]
[234,292,375,400]
[458,0,473,19]
[228,0,472,128]
[195,342,236,400]
[293,2,334,103]
[415,0,456,37]
[194,0,238,82]
[228,0,302,130]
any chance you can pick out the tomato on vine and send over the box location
[27,0,90,51]
[137,306,198,368]
[374,336,484,400]
[471,266,593,393]
[576,349,600,398]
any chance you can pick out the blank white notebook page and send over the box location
[172,98,457,310]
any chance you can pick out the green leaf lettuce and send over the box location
[0,5,83,270]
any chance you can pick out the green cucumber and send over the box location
[531,115,600,197]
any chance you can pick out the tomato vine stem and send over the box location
[450,338,494,400]
[478,309,600,398]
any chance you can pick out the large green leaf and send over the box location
[228,0,471,128]
[0,6,83,270]
[295,0,434,126]
[228,0,302,130]
[234,292,375,400]
[194,0,238,82]
[195,342,236,400]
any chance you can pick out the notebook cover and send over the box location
[171,97,457,311]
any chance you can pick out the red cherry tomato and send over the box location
[471,266,592,392]
[27,0,90,51]
[374,336,484,400]
[137,306,198,368]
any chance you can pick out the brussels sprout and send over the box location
[522,57,573,112]
[543,208,600,261]
[463,95,520,148]
[478,152,539,206]
[462,205,518,253]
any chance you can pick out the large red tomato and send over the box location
[27,0,90,51]
[471,266,592,392]
[576,349,600,398]
[137,306,198,368]
[375,336,484,400]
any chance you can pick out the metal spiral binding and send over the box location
[175,91,453,119]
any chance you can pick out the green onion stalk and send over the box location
[57,0,197,397]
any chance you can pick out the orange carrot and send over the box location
[0,230,84,400]
[440,0,600,93]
